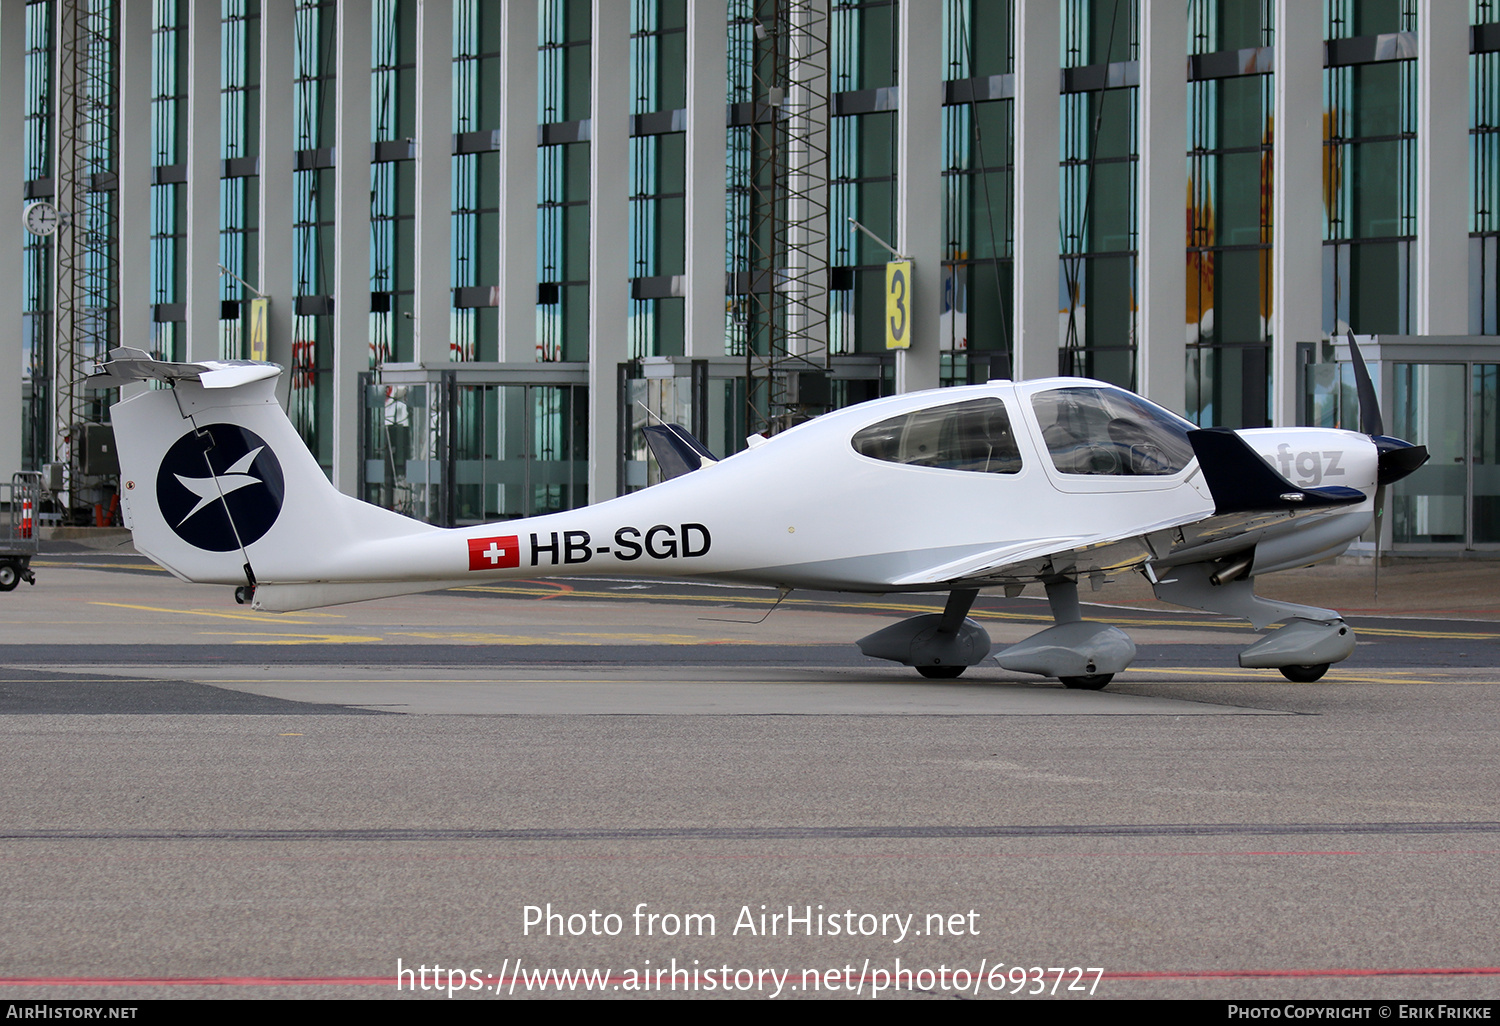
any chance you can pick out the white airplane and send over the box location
[88,343,1426,689]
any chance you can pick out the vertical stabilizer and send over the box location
[96,352,435,586]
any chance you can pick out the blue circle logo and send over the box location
[156,425,285,552]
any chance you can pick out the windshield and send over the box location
[1030,386,1195,476]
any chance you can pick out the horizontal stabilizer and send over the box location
[642,423,719,481]
[1188,428,1365,515]
[86,347,281,391]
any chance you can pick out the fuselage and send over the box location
[287,378,1380,594]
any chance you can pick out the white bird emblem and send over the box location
[173,447,266,527]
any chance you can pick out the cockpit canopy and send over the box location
[848,385,1196,479]
[851,398,1022,475]
[1031,385,1195,476]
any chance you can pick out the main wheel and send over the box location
[1060,673,1113,690]
[0,564,18,592]
[1279,663,1329,683]
[916,665,965,679]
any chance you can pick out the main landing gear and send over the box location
[1059,673,1114,690]
[857,578,1137,689]
[858,588,991,680]
[856,558,1356,687]
[1278,664,1330,683]
[991,579,1135,689]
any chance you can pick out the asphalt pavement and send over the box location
[0,537,1497,1001]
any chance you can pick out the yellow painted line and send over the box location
[210,679,857,685]
[554,631,707,642]
[88,601,346,625]
[75,572,1500,638]
[32,560,171,572]
[1135,667,1285,679]
[386,631,575,644]
[385,631,788,646]
[1356,627,1499,641]
[90,601,324,624]
[1137,667,1490,684]
[196,631,383,645]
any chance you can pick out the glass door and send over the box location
[1390,361,1500,549]
[1474,364,1500,546]
[1391,363,1467,545]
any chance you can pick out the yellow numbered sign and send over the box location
[248,297,270,362]
[885,260,912,350]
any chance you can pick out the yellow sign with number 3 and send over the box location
[885,260,912,350]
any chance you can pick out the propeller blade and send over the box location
[1346,331,1384,437]
[1372,482,1385,603]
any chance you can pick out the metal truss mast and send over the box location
[52,0,117,490]
[744,0,831,436]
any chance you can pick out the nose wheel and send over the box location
[1278,663,1329,683]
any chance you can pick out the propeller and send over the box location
[1344,331,1429,599]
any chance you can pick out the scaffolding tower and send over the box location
[51,0,117,512]
[740,0,831,436]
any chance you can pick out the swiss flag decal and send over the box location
[468,534,521,571]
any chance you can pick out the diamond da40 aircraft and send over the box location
[90,341,1426,689]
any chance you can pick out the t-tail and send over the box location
[90,349,440,605]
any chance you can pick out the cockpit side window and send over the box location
[851,398,1023,474]
[1030,386,1196,476]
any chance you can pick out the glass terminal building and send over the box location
[4,0,1498,553]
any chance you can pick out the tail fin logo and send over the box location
[156,425,285,552]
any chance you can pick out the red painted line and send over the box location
[6,967,1500,988]
[1109,968,1500,979]
[3,847,1495,866]
[0,977,390,987]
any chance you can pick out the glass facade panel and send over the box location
[1475,363,1500,544]
[1392,362,1468,544]
[1060,0,1139,389]
[1186,0,1272,427]
[627,3,687,360]
[366,379,588,524]
[537,4,590,363]
[940,3,1015,363]
[1323,10,1415,337]
[22,0,53,471]
[4,0,1494,544]
[292,0,333,466]
[1471,11,1500,332]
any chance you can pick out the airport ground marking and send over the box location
[384,630,779,645]
[196,631,383,645]
[450,584,1500,638]
[32,559,172,573]
[1134,666,1484,685]
[90,601,324,625]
